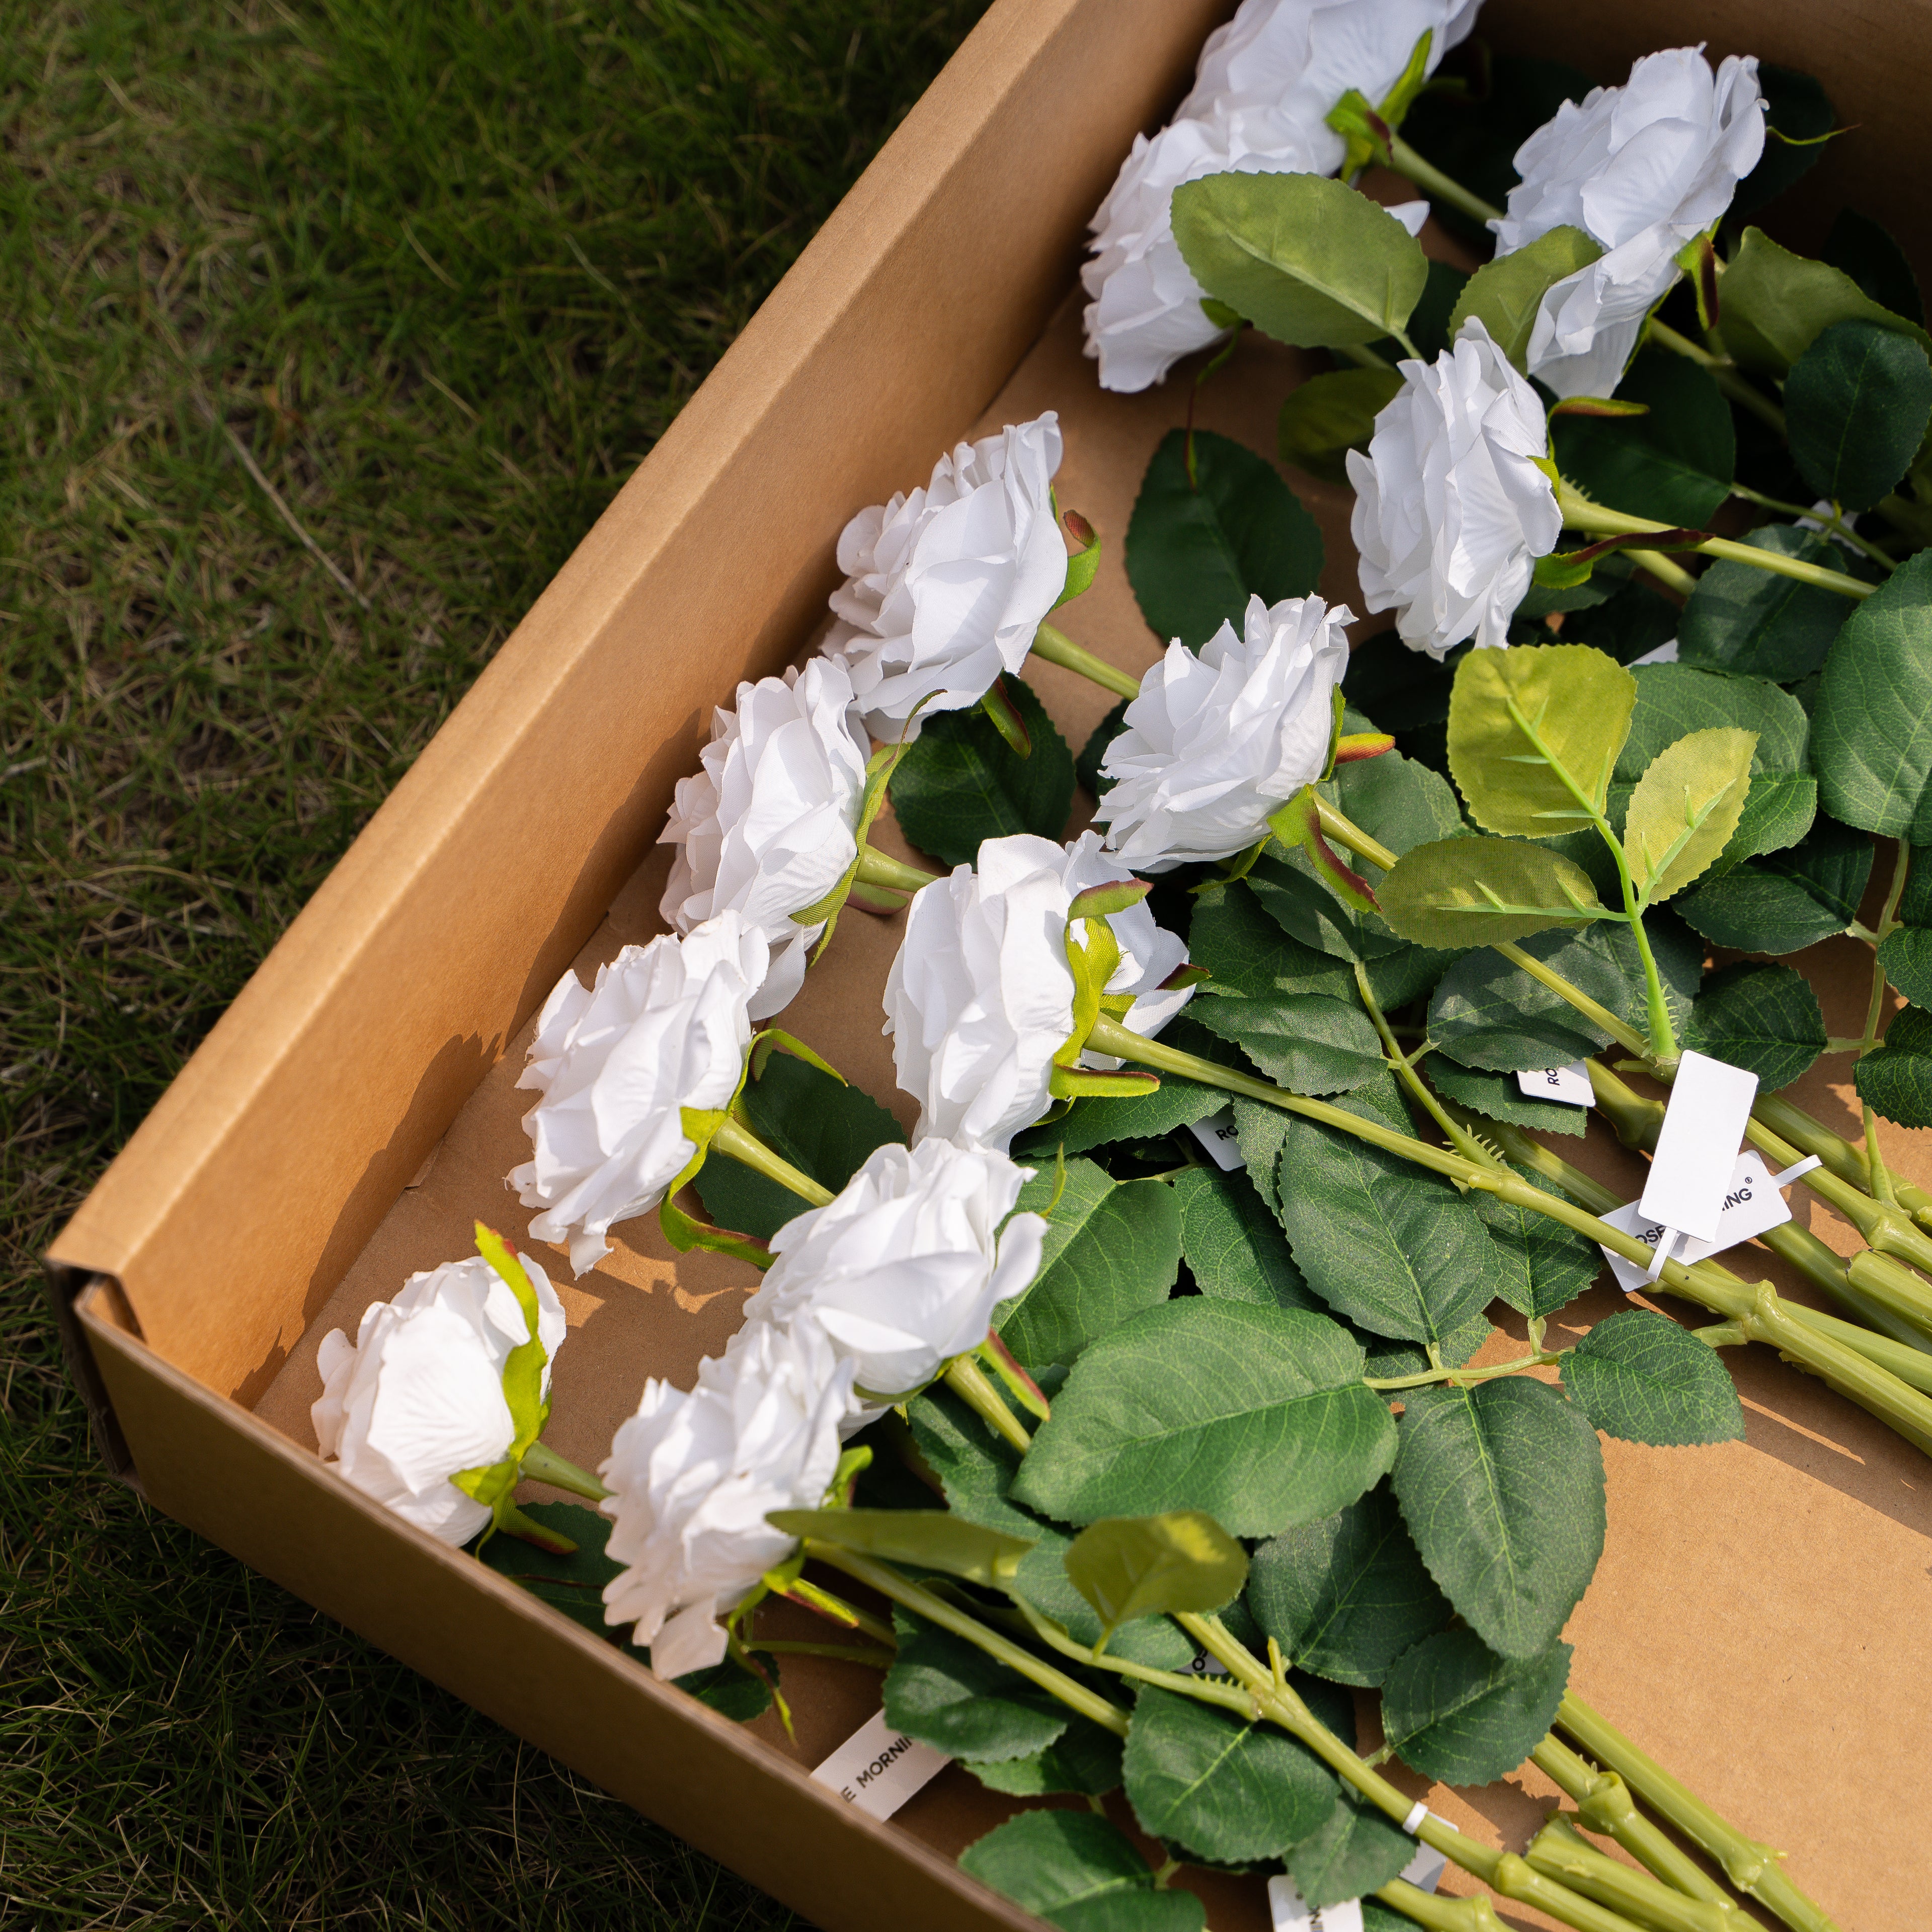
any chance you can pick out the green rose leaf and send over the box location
[1623,727,1758,904]
[960,1810,1205,1932]
[1189,987,1387,1095]
[1447,224,1602,372]
[1190,881,1355,999]
[1425,1060,1587,1139]
[1393,1377,1607,1659]
[674,1654,777,1723]
[1079,698,1130,797]
[1174,1164,1321,1312]
[889,674,1074,868]
[1015,1015,1240,1159]
[1876,846,1932,1005]
[1477,1174,1604,1320]
[1123,1686,1340,1866]
[883,1608,1068,1761]
[1013,1300,1397,1536]
[1550,349,1734,528]
[1379,835,1609,947]
[1821,208,1924,326]
[964,1716,1124,1799]
[694,1048,905,1241]
[1246,1485,1452,1687]
[1732,65,1836,219]
[1448,645,1637,838]
[1171,171,1429,351]
[1718,227,1932,375]
[1559,1308,1746,1446]
[1125,428,1324,648]
[1813,550,1932,840]
[1000,1160,1182,1373]
[1677,526,1854,685]
[1065,1512,1248,1645]
[768,1509,1034,1588]
[1328,739,1467,855]
[1786,319,1932,512]
[1278,367,1402,485]
[1681,960,1828,1090]
[1855,1006,1932,1129]
[1678,817,1875,955]
[1283,1788,1415,1911]
[1382,1629,1573,1787]
[476,1500,622,1638]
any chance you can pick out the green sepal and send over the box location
[1049,1066,1162,1101]
[659,1097,776,1270]
[1547,396,1651,418]
[1266,785,1380,914]
[1200,295,1244,330]
[1054,502,1103,610]
[748,1026,847,1086]
[1326,86,1393,176]
[791,733,916,959]
[1069,879,1152,922]
[1672,228,1721,331]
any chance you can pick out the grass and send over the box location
[0,2,990,1922]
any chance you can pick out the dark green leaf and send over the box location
[1822,209,1924,327]
[1550,350,1734,527]
[767,1510,1033,1587]
[1125,429,1324,649]
[1123,1686,1339,1865]
[1170,172,1428,351]
[1814,550,1932,839]
[1278,368,1401,485]
[1681,961,1827,1089]
[693,1046,905,1241]
[1247,1486,1452,1687]
[1189,988,1385,1095]
[1786,320,1932,512]
[964,1716,1124,1798]
[476,1501,621,1638]
[1174,1163,1320,1311]
[1560,1309,1746,1445]
[1878,927,1932,1008]
[1282,1787,1414,1911]
[1013,1300,1397,1536]
[1476,1175,1603,1320]
[1719,227,1932,375]
[1065,1512,1247,1642]
[1732,65,1835,218]
[1425,1060,1587,1139]
[1677,525,1852,684]
[1382,1629,1573,1786]
[1245,849,1405,963]
[1449,224,1602,373]
[1080,699,1130,797]
[1856,1006,1932,1129]
[1327,743,1466,857]
[673,1655,775,1722]
[883,1609,1067,1761]
[1568,577,1684,666]
[889,675,1074,868]
[1393,1378,1606,1659]
[1189,880,1354,1001]
[1359,1314,1489,1383]
[1678,816,1873,953]
[960,1810,1203,1932]
[1379,835,1608,947]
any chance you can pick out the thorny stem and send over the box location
[1364,1347,1561,1391]
[1749,1091,1932,1229]
[710,1117,835,1208]
[1030,621,1143,700]
[1352,960,1495,1164]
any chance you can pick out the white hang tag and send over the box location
[1267,1875,1363,1932]
[1184,1649,1230,1679]
[1627,637,1679,667]
[1599,1150,1822,1293]
[1638,1052,1760,1246]
[1187,1106,1248,1171]
[1399,1842,1448,1894]
[1514,1062,1591,1106]
[810,1709,950,1820]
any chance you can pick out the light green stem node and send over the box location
[1524,1815,1736,1932]
[1030,621,1143,700]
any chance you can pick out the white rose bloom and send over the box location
[312,1252,567,1546]
[1178,0,1484,166]
[1082,106,1327,393]
[658,659,870,1022]
[600,1317,853,1681]
[825,415,1067,739]
[1493,47,1764,398]
[740,1140,1047,1407]
[1347,319,1561,658]
[1094,593,1353,870]
[883,831,1193,1152]
[509,913,767,1277]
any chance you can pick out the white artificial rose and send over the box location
[825,415,1067,739]
[1347,319,1561,658]
[1494,47,1764,398]
[600,1317,853,1680]
[883,830,1193,1152]
[508,913,767,1277]
[1178,0,1484,167]
[658,658,870,1022]
[1082,106,1326,393]
[311,1251,567,1546]
[739,1140,1047,1408]
[1093,593,1353,870]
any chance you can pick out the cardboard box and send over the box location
[47,4,1932,1929]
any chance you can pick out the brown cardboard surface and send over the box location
[47,2,1932,1930]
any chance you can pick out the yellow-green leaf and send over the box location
[1448,225,1602,373]
[1379,836,1610,947]
[1063,1512,1248,1645]
[1623,727,1758,904]
[1447,645,1637,837]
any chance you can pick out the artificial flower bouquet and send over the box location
[301,5,1932,1929]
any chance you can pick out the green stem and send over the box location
[1749,1092,1932,1229]
[1387,134,1502,225]
[943,1354,1032,1453]
[745,1639,897,1668]
[1030,621,1142,701]
[1622,547,1701,597]
[519,1440,610,1501]
[1557,1694,1839,1932]
[1335,340,1396,372]
[1647,320,1788,433]
[1352,960,1495,1163]
[803,1542,1130,1737]
[1559,486,1872,600]
[854,846,939,896]
[1523,1815,1737,1932]
[1364,1348,1561,1392]
[1374,1881,1508,1932]
[1739,1108,1932,1282]
[710,1117,834,1207]
[1730,482,1895,572]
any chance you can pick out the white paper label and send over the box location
[1514,1062,1591,1106]
[1638,1051,1759,1244]
[1627,637,1679,667]
[1267,1875,1363,1932]
[1187,1106,1248,1171]
[1399,1843,1448,1894]
[810,1709,950,1820]
[1599,1150,1801,1292]
[1183,1649,1230,1679]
